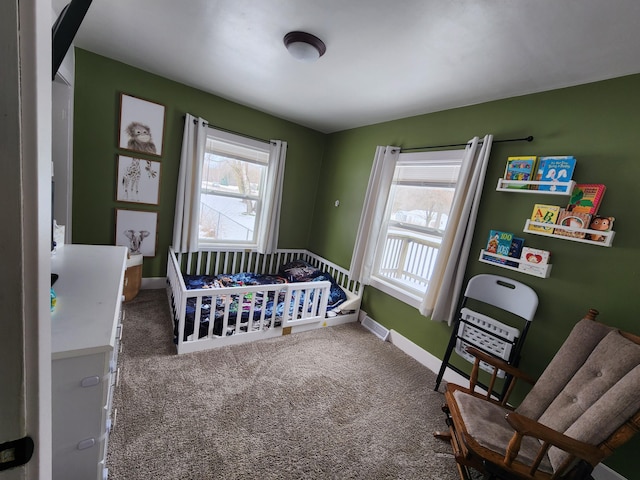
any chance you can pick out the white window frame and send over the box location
[368,149,466,309]
[198,127,273,250]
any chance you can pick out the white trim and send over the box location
[387,329,469,387]
[369,276,421,309]
[141,277,166,289]
[592,464,627,480]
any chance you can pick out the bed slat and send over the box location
[167,247,362,354]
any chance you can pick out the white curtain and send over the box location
[350,146,400,283]
[420,135,493,324]
[258,140,287,254]
[172,114,207,252]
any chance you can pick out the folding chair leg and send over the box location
[435,319,461,391]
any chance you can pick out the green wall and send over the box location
[72,49,326,277]
[312,74,640,476]
[73,49,639,476]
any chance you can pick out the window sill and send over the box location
[369,277,423,310]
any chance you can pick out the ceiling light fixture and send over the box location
[283,31,326,63]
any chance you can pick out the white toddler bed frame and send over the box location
[166,247,362,354]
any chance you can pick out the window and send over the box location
[369,149,465,306]
[199,128,272,248]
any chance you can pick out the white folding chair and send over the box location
[434,274,538,399]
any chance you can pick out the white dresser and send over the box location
[51,244,128,480]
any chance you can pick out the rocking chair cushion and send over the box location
[535,330,640,471]
[517,319,613,420]
[453,389,554,474]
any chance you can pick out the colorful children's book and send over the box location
[503,156,538,189]
[506,236,525,267]
[554,208,591,239]
[518,247,551,275]
[528,204,561,233]
[567,184,606,215]
[483,230,514,264]
[534,156,577,192]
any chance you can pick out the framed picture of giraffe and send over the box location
[118,93,165,157]
[115,209,158,257]
[116,156,161,205]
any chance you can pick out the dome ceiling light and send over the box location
[283,31,326,63]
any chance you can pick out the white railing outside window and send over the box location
[378,231,441,292]
[366,149,465,307]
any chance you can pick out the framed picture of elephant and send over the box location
[116,156,161,205]
[115,209,158,257]
[118,93,165,157]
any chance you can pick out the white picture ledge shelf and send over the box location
[496,178,575,195]
[479,250,552,278]
[524,220,615,247]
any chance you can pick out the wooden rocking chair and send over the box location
[435,309,640,480]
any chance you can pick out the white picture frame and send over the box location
[116,156,161,205]
[115,209,158,257]
[118,93,165,157]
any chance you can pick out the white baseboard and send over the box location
[387,328,469,388]
[384,328,627,480]
[592,464,627,480]
[141,277,166,289]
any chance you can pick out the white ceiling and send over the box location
[54,0,640,133]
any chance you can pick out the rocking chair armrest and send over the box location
[464,347,536,385]
[505,412,606,467]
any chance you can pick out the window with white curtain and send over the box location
[198,128,273,248]
[369,149,465,306]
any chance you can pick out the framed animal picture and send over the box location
[115,209,158,257]
[116,156,161,205]
[118,93,165,157]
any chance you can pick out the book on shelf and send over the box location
[519,247,551,275]
[483,230,514,264]
[482,230,524,266]
[554,208,591,239]
[506,236,525,267]
[567,183,606,215]
[503,156,538,189]
[533,156,577,191]
[528,204,561,233]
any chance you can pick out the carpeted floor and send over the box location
[106,289,465,479]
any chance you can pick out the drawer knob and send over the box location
[81,376,100,387]
[77,437,95,450]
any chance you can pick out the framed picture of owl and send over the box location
[116,156,161,205]
[118,93,165,157]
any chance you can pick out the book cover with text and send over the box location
[529,204,561,233]
[483,230,514,264]
[504,156,538,189]
[534,156,577,191]
[519,247,551,274]
[567,184,606,215]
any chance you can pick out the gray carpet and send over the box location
[106,289,463,479]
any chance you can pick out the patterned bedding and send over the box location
[176,260,347,342]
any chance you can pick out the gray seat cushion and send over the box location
[453,390,553,474]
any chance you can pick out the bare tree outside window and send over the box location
[199,133,269,245]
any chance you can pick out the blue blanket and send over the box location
[174,260,347,342]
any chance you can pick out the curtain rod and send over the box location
[401,135,534,152]
[186,116,271,144]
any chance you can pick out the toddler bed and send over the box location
[166,247,362,354]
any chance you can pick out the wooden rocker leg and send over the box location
[433,430,452,441]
